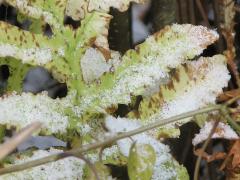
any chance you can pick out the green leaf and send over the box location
[84,162,111,180]
[0,58,32,92]
[128,143,156,180]
[0,21,62,66]
[5,0,66,32]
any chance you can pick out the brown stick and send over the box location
[193,120,219,180]
[196,0,210,27]
[0,122,42,160]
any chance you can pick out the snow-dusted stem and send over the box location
[0,105,221,175]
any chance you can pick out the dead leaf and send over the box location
[220,140,240,171]
[194,148,226,162]
[229,140,240,168]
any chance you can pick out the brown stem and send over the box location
[194,120,219,180]
[188,0,196,24]
[196,0,210,27]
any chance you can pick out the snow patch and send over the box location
[193,121,239,146]
[1,148,85,180]
[81,48,111,83]
[0,92,71,133]
[0,44,53,65]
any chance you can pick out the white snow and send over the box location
[1,148,85,180]
[193,121,239,146]
[0,44,53,65]
[81,48,111,83]
[0,92,70,133]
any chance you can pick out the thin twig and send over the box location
[0,122,42,160]
[196,0,210,27]
[225,109,240,135]
[222,108,240,135]
[74,154,100,180]
[0,105,221,175]
[188,0,196,24]
[217,89,240,102]
[194,120,219,180]
[225,95,240,106]
[212,0,225,52]
[235,5,240,13]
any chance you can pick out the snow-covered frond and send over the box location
[137,55,230,137]
[78,24,219,115]
[0,22,63,66]
[0,92,74,134]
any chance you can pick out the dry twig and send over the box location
[0,122,42,160]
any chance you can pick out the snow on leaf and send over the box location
[0,92,74,134]
[48,11,112,85]
[66,0,146,20]
[102,25,219,104]
[5,0,65,32]
[128,143,156,180]
[0,21,61,66]
[81,48,111,83]
[135,55,230,138]
[105,116,189,180]
[65,0,87,20]
[192,121,239,146]
[0,11,112,87]
[1,148,85,180]
[15,0,67,29]
[78,24,219,116]
[75,12,112,50]
[81,48,121,83]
